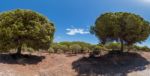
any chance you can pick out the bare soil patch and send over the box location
[0,52,149,76]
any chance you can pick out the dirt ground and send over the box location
[0,52,150,76]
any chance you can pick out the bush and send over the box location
[141,46,150,52]
[51,43,60,53]
[105,42,121,50]
[57,49,63,53]
[59,45,69,53]
[48,48,54,53]
[70,44,81,54]
[82,47,90,53]
[90,46,102,57]
[26,48,34,53]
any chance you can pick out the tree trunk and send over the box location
[16,45,22,56]
[120,39,124,51]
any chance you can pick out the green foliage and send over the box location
[91,12,150,50]
[50,41,150,54]
[59,45,68,53]
[48,47,54,53]
[51,43,60,53]
[59,41,92,53]
[105,42,121,50]
[140,46,150,51]
[59,41,71,47]
[71,41,92,53]
[82,46,90,53]
[26,48,34,53]
[89,45,102,57]
[93,45,101,54]
[0,9,55,52]
[56,49,63,53]
[132,45,150,52]
[69,44,81,54]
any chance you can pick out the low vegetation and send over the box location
[46,41,150,55]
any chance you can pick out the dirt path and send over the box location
[38,54,80,76]
[0,52,150,76]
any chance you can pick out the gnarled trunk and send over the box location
[120,39,124,51]
[16,45,22,56]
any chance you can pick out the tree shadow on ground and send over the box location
[0,53,45,65]
[72,51,150,76]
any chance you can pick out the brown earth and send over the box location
[0,52,150,76]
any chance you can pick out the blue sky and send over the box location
[0,0,150,47]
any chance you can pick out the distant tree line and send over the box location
[47,41,150,54]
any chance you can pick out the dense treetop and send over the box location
[90,12,150,50]
[0,9,55,53]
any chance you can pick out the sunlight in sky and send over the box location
[140,0,150,3]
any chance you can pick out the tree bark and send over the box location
[16,45,22,55]
[120,39,124,51]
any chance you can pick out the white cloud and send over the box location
[66,28,89,35]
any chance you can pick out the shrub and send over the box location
[70,44,81,54]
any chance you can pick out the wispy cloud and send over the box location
[66,28,89,35]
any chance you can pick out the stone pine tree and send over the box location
[90,12,150,51]
[0,9,55,55]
